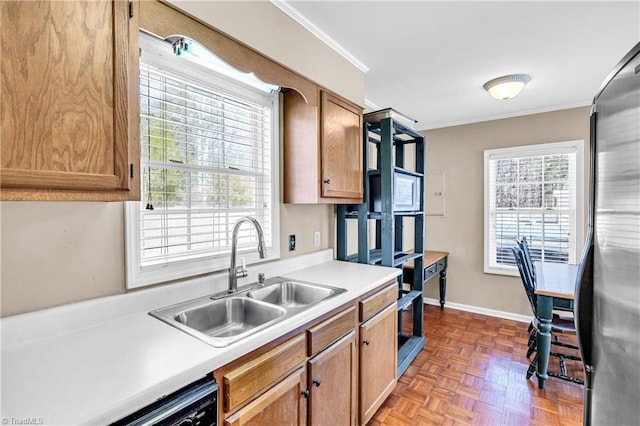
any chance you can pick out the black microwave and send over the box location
[369,172,421,212]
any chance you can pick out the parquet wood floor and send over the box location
[369,305,584,426]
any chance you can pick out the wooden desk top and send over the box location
[534,261,578,299]
[403,251,449,270]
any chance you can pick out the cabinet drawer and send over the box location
[424,264,438,281]
[307,306,356,357]
[437,259,446,271]
[359,283,396,322]
[223,334,306,413]
[224,366,307,426]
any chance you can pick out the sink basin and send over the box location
[247,280,343,308]
[150,297,285,346]
[175,297,285,337]
[150,277,346,347]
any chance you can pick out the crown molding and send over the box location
[364,98,380,111]
[269,0,369,73]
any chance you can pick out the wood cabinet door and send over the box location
[224,366,307,426]
[0,0,139,200]
[308,330,357,426]
[320,91,363,200]
[359,303,398,425]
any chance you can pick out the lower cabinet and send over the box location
[216,281,398,426]
[359,303,398,425]
[308,330,357,426]
[224,366,307,426]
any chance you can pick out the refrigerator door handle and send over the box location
[575,229,594,369]
[574,228,593,366]
[575,227,594,426]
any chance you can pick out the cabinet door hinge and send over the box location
[130,164,134,179]
[129,2,134,18]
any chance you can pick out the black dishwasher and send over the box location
[111,375,218,426]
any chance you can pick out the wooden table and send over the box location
[403,251,449,308]
[533,261,578,389]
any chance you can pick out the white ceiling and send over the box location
[278,0,640,130]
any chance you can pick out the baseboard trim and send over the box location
[424,298,531,323]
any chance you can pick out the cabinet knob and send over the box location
[301,389,310,399]
[363,340,370,346]
[323,179,331,184]
[313,379,321,387]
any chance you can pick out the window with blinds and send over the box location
[126,32,279,288]
[483,141,584,275]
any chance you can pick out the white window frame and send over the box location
[125,33,280,289]
[483,140,584,276]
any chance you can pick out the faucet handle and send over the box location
[235,257,248,279]
[258,273,266,287]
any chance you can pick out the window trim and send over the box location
[483,140,585,276]
[125,34,280,290]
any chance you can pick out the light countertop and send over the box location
[0,253,400,425]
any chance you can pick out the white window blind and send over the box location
[484,141,584,275]
[126,33,279,288]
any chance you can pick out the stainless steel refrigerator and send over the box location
[575,41,640,425]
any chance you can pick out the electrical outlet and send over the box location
[313,231,321,247]
[289,234,296,251]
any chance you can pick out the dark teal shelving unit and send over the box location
[337,114,426,378]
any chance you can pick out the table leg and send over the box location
[536,294,553,389]
[439,269,447,309]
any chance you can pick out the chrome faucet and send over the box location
[228,216,267,294]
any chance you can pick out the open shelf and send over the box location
[344,250,422,267]
[343,210,424,220]
[366,119,423,144]
[398,290,423,311]
[398,335,426,377]
[337,114,426,378]
[368,167,424,179]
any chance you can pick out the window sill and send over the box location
[483,265,520,277]
[127,249,280,289]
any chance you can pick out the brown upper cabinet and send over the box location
[283,89,364,204]
[0,0,140,201]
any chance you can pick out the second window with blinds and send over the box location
[483,140,585,276]
[126,33,280,288]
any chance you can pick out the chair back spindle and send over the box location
[512,246,538,316]
[519,236,536,282]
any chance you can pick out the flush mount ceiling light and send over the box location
[483,74,531,100]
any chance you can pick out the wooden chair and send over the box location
[519,236,574,313]
[512,246,583,385]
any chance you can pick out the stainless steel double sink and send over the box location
[150,277,346,347]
